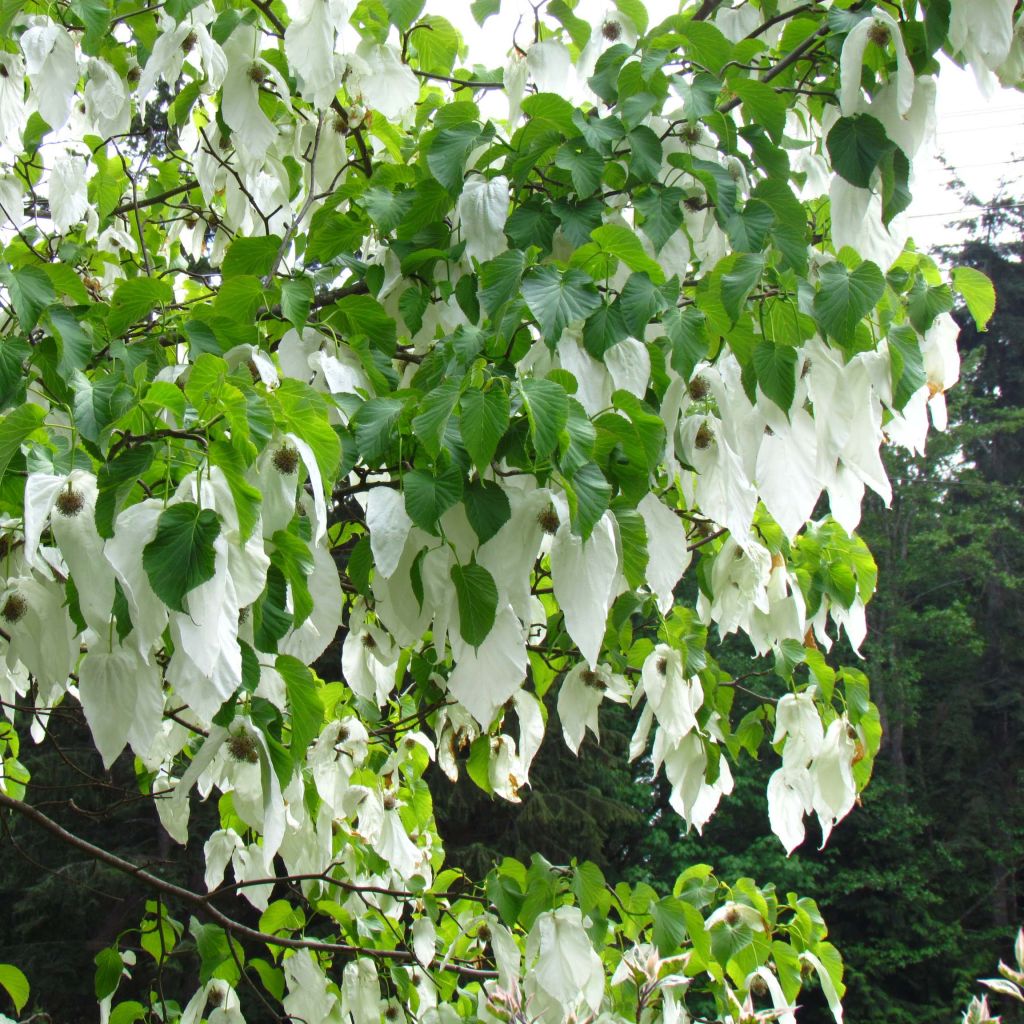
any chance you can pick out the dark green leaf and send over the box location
[107,277,174,337]
[460,386,510,470]
[752,339,797,412]
[566,461,611,540]
[451,561,498,646]
[826,114,895,189]
[887,324,926,411]
[463,478,511,544]
[0,264,54,331]
[404,463,464,534]
[519,377,569,457]
[142,503,221,613]
[276,654,322,762]
[522,266,601,343]
[813,260,885,347]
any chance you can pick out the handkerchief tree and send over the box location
[0,0,1011,1019]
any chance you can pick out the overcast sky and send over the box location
[438,0,1024,254]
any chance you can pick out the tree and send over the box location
[0,0,1013,1020]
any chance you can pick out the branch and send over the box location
[111,180,198,217]
[691,0,726,21]
[719,24,830,112]
[0,792,497,981]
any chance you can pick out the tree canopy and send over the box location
[0,0,1016,1021]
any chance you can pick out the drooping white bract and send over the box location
[524,907,604,1024]
[550,509,620,668]
[48,153,90,234]
[839,9,914,117]
[349,43,419,121]
[456,176,511,265]
[285,0,349,108]
[557,661,631,754]
[21,19,78,131]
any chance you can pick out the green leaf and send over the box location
[352,396,404,462]
[554,143,605,197]
[0,963,29,1014]
[826,114,895,189]
[664,306,710,380]
[0,403,45,481]
[519,377,569,457]
[71,370,134,444]
[223,235,280,277]
[451,561,498,646]
[109,1001,146,1024]
[413,381,462,458]
[71,0,111,52]
[752,339,797,413]
[94,947,123,1000]
[404,463,464,534]
[587,224,665,284]
[651,897,688,955]
[410,14,461,76]
[45,306,92,379]
[427,123,481,193]
[505,201,559,252]
[107,277,174,337]
[271,528,314,626]
[611,499,649,590]
[618,271,675,337]
[887,324,926,412]
[952,265,996,330]
[383,0,424,31]
[583,302,629,359]
[813,260,885,348]
[725,199,775,254]
[305,207,368,263]
[95,444,156,538]
[907,277,953,333]
[479,250,526,318]
[731,78,787,143]
[273,379,342,482]
[209,439,262,542]
[142,503,222,613]
[276,654,323,763]
[463,478,511,544]
[566,462,611,540]
[522,266,602,342]
[635,184,685,252]
[0,264,54,331]
[720,253,765,323]
[470,0,499,25]
[460,386,510,470]
[627,125,663,182]
[280,277,313,331]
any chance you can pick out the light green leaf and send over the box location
[142,503,222,613]
[0,963,29,1014]
[451,561,498,646]
[952,265,996,330]
[107,277,174,337]
[587,224,666,284]
[222,235,280,278]
[280,277,313,331]
[0,264,54,331]
[0,403,45,481]
[720,253,765,323]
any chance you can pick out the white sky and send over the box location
[436,0,1024,255]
